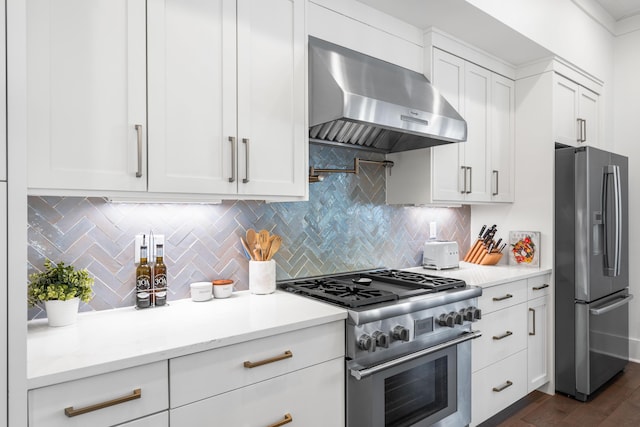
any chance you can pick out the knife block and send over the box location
[463,244,503,265]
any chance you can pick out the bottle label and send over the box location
[154,274,167,291]
[136,275,151,291]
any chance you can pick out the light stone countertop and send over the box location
[27,290,347,389]
[27,263,551,390]
[404,261,552,288]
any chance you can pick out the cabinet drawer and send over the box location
[478,280,527,314]
[471,350,527,426]
[28,361,168,427]
[170,321,344,407]
[527,274,551,299]
[472,303,527,372]
[170,357,345,427]
[120,411,168,427]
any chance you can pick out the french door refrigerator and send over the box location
[555,145,632,401]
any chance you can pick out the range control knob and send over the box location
[452,311,463,325]
[392,325,410,342]
[473,307,482,320]
[438,313,455,327]
[372,331,389,348]
[461,308,474,322]
[358,334,376,352]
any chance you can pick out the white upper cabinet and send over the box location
[387,48,514,205]
[27,0,147,192]
[553,73,600,148]
[28,0,306,200]
[147,0,306,198]
[490,74,515,203]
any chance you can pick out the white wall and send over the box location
[613,28,640,362]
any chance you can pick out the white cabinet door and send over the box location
[431,48,465,202]
[236,0,306,197]
[553,74,579,146]
[463,62,491,202]
[170,358,344,427]
[27,0,147,192]
[0,0,6,182]
[147,0,237,195]
[119,411,168,427]
[490,74,515,202]
[579,85,599,148]
[527,294,550,392]
[0,184,6,423]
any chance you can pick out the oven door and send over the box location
[346,331,480,427]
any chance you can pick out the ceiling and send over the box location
[594,0,640,20]
[357,0,553,66]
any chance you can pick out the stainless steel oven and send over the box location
[279,269,483,427]
[347,331,478,427]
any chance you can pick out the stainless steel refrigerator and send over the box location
[555,145,633,401]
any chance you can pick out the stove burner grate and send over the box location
[363,269,466,291]
[283,278,397,308]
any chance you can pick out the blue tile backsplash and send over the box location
[27,144,470,319]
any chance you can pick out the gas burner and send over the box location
[363,269,465,291]
[283,278,397,308]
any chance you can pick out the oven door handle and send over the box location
[349,330,482,381]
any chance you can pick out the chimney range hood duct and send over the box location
[309,37,467,153]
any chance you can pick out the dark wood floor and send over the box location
[488,362,640,426]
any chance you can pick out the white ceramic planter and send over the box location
[44,297,80,327]
[249,260,276,294]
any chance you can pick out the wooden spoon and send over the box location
[240,237,254,260]
[246,229,257,253]
[267,235,282,260]
[258,229,270,261]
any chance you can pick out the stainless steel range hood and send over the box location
[309,37,467,153]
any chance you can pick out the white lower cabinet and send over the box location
[170,358,344,426]
[27,361,168,427]
[471,273,551,426]
[119,411,168,426]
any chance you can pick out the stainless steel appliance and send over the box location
[555,146,633,401]
[308,37,467,153]
[280,269,482,427]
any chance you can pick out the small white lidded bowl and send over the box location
[190,282,213,302]
[212,279,234,299]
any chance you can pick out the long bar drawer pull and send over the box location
[532,284,549,291]
[529,308,536,336]
[492,294,513,302]
[244,350,293,368]
[492,331,513,340]
[64,388,142,417]
[267,413,293,427]
[492,380,513,392]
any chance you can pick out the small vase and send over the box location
[44,297,80,327]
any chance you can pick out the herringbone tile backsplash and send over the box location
[27,144,470,319]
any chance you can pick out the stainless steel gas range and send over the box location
[280,269,482,427]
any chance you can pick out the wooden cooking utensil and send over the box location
[266,235,282,260]
[246,229,258,253]
[240,237,254,261]
[258,229,270,260]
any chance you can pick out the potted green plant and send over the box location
[28,259,94,327]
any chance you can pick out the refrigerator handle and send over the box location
[589,294,633,316]
[603,165,622,277]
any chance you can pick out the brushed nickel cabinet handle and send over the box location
[529,308,536,336]
[242,138,250,183]
[467,166,472,194]
[532,284,549,291]
[228,136,236,183]
[492,170,499,196]
[492,294,513,302]
[460,166,467,194]
[135,124,143,178]
[492,331,513,340]
[492,380,513,392]
[244,350,293,368]
[267,413,293,427]
[64,388,141,417]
